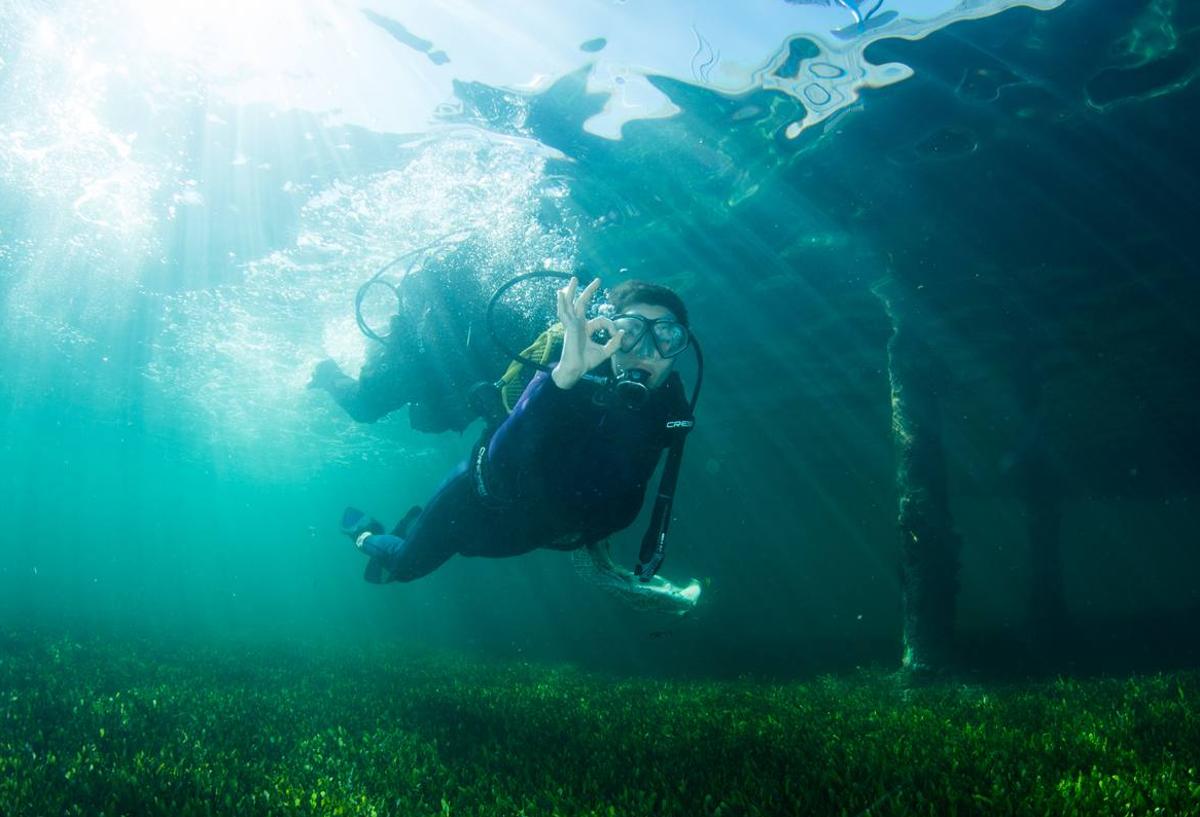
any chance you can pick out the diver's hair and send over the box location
[607,280,689,327]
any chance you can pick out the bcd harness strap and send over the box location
[497,324,565,413]
[635,435,687,581]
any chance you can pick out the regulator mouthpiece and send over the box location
[615,368,650,409]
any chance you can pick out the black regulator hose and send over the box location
[485,270,578,372]
[354,230,474,344]
[354,258,412,344]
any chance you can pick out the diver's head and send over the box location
[605,280,690,392]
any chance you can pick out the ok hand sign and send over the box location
[551,277,622,390]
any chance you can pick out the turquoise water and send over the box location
[2,0,1198,680]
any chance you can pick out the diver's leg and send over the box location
[309,359,384,422]
[309,340,412,423]
[356,464,485,582]
[309,359,357,399]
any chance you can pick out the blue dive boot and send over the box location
[341,507,384,551]
[354,505,421,585]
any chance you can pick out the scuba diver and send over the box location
[308,243,521,434]
[340,275,702,607]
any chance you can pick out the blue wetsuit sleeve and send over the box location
[511,370,590,426]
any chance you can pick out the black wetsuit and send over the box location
[358,369,690,582]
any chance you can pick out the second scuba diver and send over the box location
[308,244,524,434]
[341,276,699,595]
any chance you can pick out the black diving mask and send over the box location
[611,313,690,359]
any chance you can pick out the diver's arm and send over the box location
[581,541,701,614]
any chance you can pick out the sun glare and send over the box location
[125,0,331,81]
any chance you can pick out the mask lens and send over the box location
[652,321,688,358]
[611,314,689,358]
[613,315,647,352]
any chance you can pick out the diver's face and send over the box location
[609,302,680,390]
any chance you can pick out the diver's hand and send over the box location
[551,277,621,390]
